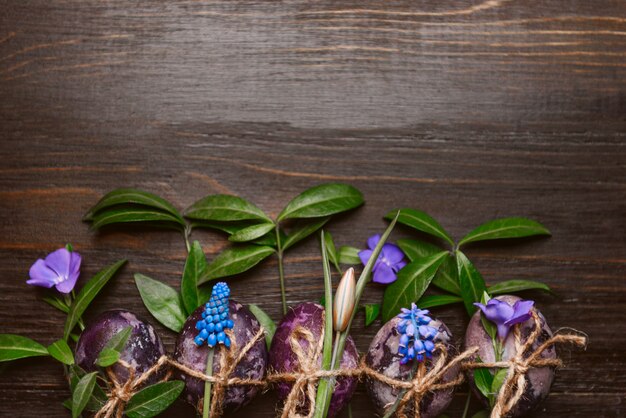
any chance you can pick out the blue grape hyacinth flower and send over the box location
[194,282,235,348]
[396,303,438,364]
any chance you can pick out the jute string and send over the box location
[463,311,587,418]
[266,312,362,418]
[94,327,267,418]
[360,344,479,418]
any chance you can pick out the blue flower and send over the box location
[27,247,81,293]
[396,303,438,364]
[358,234,407,284]
[194,282,234,348]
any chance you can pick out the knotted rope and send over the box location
[463,311,587,418]
[266,322,361,418]
[95,327,267,418]
[361,344,479,418]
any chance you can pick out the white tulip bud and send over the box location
[333,267,356,332]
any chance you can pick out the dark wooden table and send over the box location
[1,1,624,417]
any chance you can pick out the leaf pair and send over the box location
[84,189,186,231]
[187,183,364,281]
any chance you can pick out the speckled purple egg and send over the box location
[269,302,359,418]
[465,295,556,417]
[75,310,166,384]
[174,300,267,414]
[364,316,457,418]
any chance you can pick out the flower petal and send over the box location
[367,234,381,250]
[382,243,405,265]
[504,300,534,326]
[358,249,373,266]
[484,299,515,324]
[372,262,397,284]
[44,248,71,281]
[27,259,58,288]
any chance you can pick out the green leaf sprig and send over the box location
[185,183,364,314]
[86,184,363,317]
[382,209,551,320]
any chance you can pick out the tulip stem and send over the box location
[202,348,214,418]
[275,225,287,315]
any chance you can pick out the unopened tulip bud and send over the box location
[333,267,356,332]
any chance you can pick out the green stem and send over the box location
[461,391,472,418]
[275,224,287,315]
[184,224,192,253]
[313,232,335,418]
[348,403,352,418]
[202,348,214,418]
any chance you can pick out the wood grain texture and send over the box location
[0,0,624,417]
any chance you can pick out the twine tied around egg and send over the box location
[266,317,362,418]
[94,327,267,418]
[463,310,587,418]
[360,344,479,418]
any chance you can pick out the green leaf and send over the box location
[396,238,442,261]
[91,207,185,230]
[277,183,364,221]
[69,365,107,411]
[363,304,381,327]
[385,208,454,246]
[282,217,331,251]
[200,245,275,283]
[185,194,271,223]
[42,297,69,314]
[432,253,461,295]
[416,294,463,309]
[473,366,494,400]
[488,280,552,295]
[491,368,508,395]
[95,348,120,367]
[72,371,98,418]
[125,381,185,418]
[459,217,550,247]
[105,326,133,353]
[229,222,275,243]
[471,411,491,418]
[95,326,132,367]
[0,334,48,362]
[134,274,186,332]
[47,339,74,365]
[189,220,254,235]
[248,304,276,350]
[396,239,460,295]
[84,188,184,223]
[64,260,126,341]
[456,251,487,316]
[382,252,448,322]
[337,246,361,265]
[323,230,339,268]
[181,241,210,315]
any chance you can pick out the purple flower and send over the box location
[27,247,81,293]
[474,298,534,341]
[358,234,407,284]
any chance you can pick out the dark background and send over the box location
[1,1,624,417]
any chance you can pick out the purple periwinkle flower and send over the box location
[27,247,81,293]
[474,298,535,341]
[358,234,407,284]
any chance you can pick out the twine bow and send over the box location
[95,327,267,418]
[464,311,587,418]
[267,323,361,418]
[362,345,478,418]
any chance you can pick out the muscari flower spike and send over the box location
[396,303,438,364]
[194,282,234,348]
